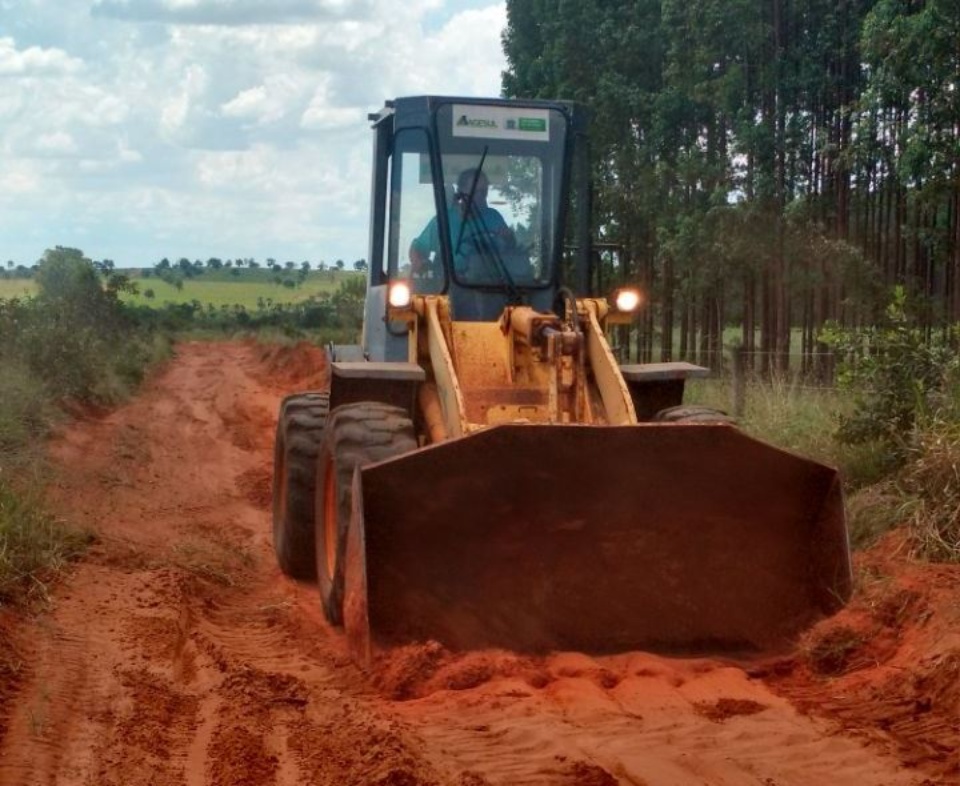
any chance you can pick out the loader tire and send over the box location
[315,402,417,626]
[654,404,735,425]
[272,392,330,580]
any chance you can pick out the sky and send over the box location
[1,0,509,268]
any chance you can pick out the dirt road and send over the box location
[0,341,955,785]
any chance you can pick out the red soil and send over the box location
[0,340,955,785]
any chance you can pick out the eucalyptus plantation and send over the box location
[503,0,960,375]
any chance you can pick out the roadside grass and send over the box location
[0,254,358,607]
[0,249,175,607]
[802,623,867,675]
[844,482,917,551]
[686,375,889,484]
[0,480,91,607]
[688,373,960,562]
[896,418,960,562]
[0,362,58,459]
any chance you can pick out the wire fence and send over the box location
[613,344,843,389]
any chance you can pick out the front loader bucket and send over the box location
[343,424,851,660]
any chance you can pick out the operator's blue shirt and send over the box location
[410,205,511,277]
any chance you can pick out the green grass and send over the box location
[0,361,56,455]
[0,269,364,310]
[0,280,36,299]
[685,375,890,488]
[683,374,951,555]
[124,269,360,309]
[687,375,842,459]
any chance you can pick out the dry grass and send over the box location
[0,480,91,607]
[803,623,867,675]
[687,374,892,487]
[845,483,918,551]
[686,374,960,558]
[898,419,960,562]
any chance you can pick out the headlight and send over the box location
[388,280,412,308]
[614,287,642,313]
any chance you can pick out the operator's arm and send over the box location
[409,217,438,272]
[409,243,428,271]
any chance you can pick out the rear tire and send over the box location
[316,403,417,626]
[654,404,735,425]
[272,392,329,579]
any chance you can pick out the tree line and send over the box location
[151,256,368,274]
[503,0,960,376]
[1,256,370,281]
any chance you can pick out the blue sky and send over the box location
[1,0,508,268]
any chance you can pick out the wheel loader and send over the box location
[273,96,852,664]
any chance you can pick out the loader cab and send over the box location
[364,96,589,361]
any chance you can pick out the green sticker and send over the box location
[518,117,547,132]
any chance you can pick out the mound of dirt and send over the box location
[255,340,329,390]
[372,643,556,701]
[767,530,960,782]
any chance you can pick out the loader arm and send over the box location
[580,299,638,426]
[398,294,639,438]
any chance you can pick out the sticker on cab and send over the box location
[452,104,550,142]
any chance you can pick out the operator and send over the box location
[408,168,517,284]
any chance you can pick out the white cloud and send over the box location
[160,63,209,138]
[35,132,78,155]
[300,104,360,131]
[300,75,361,130]
[0,161,43,194]
[221,85,268,118]
[195,144,279,189]
[91,0,375,26]
[2,1,510,267]
[221,74,303,125]
[425,5,507,94]
[0,37,83,77]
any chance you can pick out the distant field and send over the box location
[0,279,36,299]
[0,269,363,309]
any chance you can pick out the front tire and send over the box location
[315,402,417,626]
[654,404,735,425]
[272,392,329,579]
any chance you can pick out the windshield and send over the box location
[434,103,568,290]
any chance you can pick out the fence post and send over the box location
[731,342,746,419]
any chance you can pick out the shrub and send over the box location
[820,286,960,459]
[34,247,103,307]
[0,248,170,407]
[0,360,55,453]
